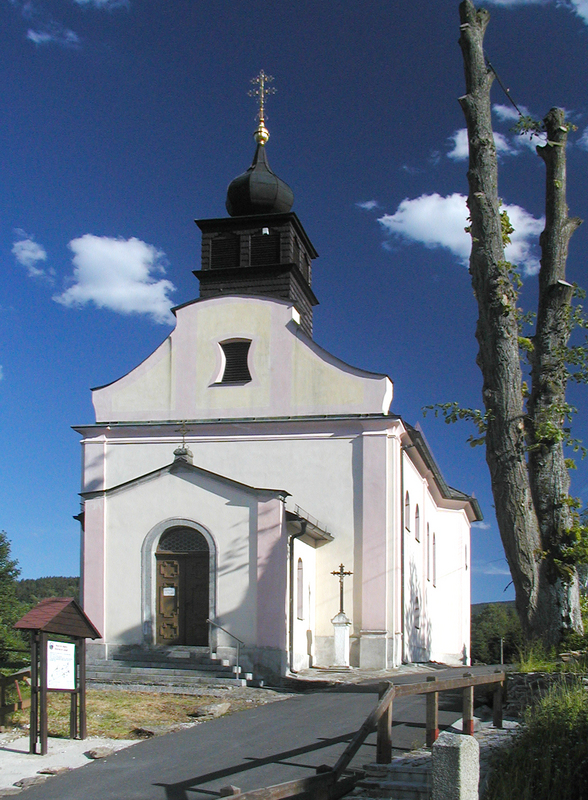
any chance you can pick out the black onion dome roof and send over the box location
[226,143,294,217]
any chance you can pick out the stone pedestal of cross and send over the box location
[331,564,352,668]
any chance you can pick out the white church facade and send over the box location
[76,96,481,680]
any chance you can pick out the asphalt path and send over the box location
[14,666,499,800]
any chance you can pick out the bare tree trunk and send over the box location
[458,1,582,643]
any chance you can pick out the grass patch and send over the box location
[516,641,588,673]
[7,689,281,739]
[485,679,588,800]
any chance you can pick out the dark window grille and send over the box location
[157,527,209,553]
[251,233,280,266]
[220,340,252,383]
[211,235,240,269]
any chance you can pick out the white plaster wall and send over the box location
[97,470,260,646]
[426,508,471,665]
[291,538,316,671]
[92,296,392,422]
[87,432,360,640]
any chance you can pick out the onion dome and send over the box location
[226,138,294,217]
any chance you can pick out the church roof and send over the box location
[80,452,289,501]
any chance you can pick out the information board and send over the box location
[47,641,76,691]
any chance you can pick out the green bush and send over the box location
[485,679,588,800]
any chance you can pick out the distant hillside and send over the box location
[471,600,516,617]
[16,576,80,607]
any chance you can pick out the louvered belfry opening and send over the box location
[250,232,280,266]
[195,213,319,338]
[211,234,240,269]
[220,340,252,383]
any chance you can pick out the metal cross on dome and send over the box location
[248,70,276,145]
[331,563,353,615]
[248,70,276,123]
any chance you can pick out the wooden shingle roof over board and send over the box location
[14,598,101,639]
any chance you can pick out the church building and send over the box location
[76,75,481,680]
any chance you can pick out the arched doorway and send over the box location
[155,526,210,646]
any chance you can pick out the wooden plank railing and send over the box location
[0,667,31,728]
[218,670,506,800]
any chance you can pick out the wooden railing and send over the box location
[221,669,506,800]
[0,667,31,729]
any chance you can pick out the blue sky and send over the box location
[2,0,588,603]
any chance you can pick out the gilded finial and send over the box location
[248,70,276,145]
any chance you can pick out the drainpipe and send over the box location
[288,521,307,673]
[400,441,415,664]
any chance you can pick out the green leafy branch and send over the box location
[423,402,491,447]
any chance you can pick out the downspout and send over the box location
[288,521,307,673]
[400,441,415,664]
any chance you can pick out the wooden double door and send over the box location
[155,552,209,646]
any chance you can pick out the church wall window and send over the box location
[415,505,420,542]
[433,533,437,587]
[426,524,430,581]
[404,492,410,531]
[218,340,252,383]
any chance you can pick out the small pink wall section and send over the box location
[361,432,388,632]
[256,498,287,649]
[82,496,106,640]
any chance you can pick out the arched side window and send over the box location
[415,505,420,542]
[404,492,411,531]
[297,558,304,620]
[218,339,252,384]
[433,532,437,587]
[426,524,431,581]
[414,596,420,629]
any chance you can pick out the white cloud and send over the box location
[472,521,492,530]
[54,235,176,324]
[27,22,80,47]
[448,128,518,161]
[485,0,588,24]
[356,200,379,211]
[473,560,512,576]
[570,0,588,23]
[73,0,129,7]
[378,192,544,275]
[12,231,49,278]
[578,127,588,151]
[0,366,3,382]
[447,130,470,161]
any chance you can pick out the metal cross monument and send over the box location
[331,563,353,615]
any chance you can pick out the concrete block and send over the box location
[432,731,479,800]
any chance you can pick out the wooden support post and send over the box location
[493,672,503,729]
[376,682,393,764]
[462,672,474,736]
[79,638,87,739]
[29,633,39,755]
[39,633,48,756]
[426,676,439,746]
[0,674,5,732]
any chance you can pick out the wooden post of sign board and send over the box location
[78,638,87,739]
[39,632,48,756]
[29,633,39,755]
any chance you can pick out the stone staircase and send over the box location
[86,645,256,691]
[350,756,432,800]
